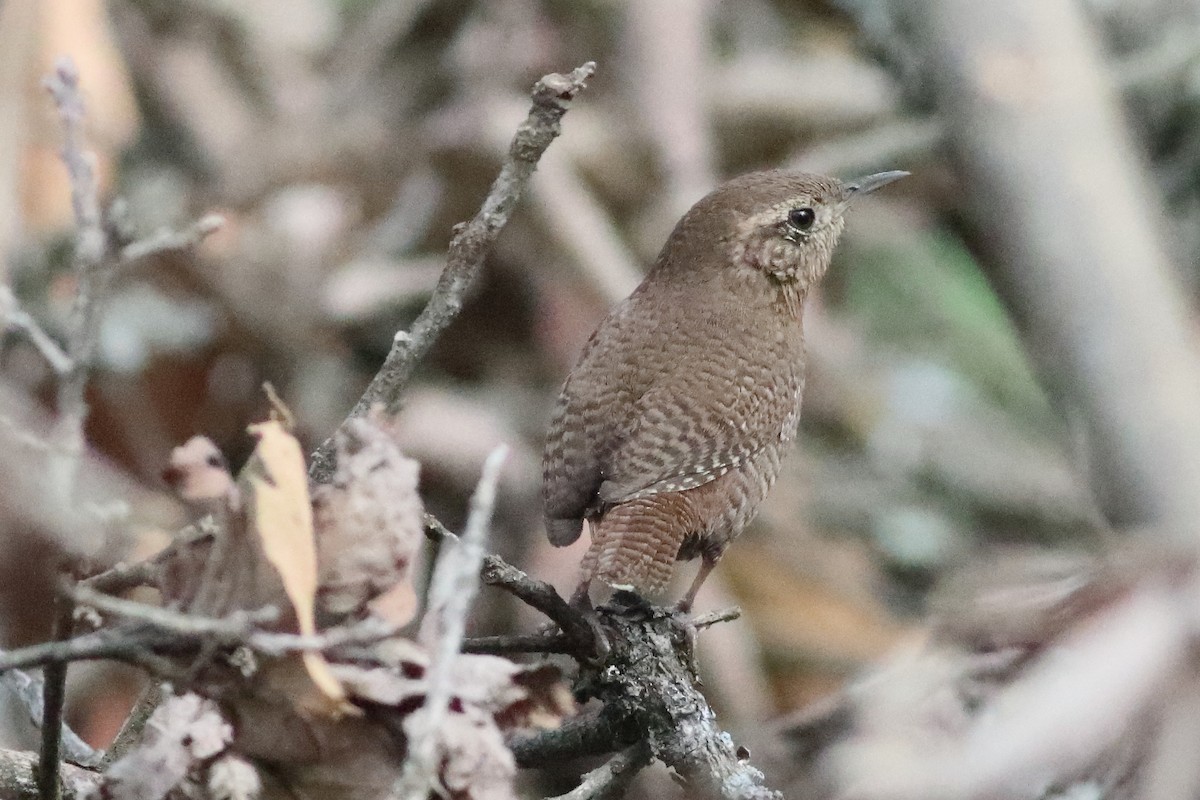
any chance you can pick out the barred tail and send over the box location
[580,495,699,596]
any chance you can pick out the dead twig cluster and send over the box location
[0,53,779,800]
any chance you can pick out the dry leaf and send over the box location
[438,707,518,800]
[101,694,232,800]
[333,651,572,732]
[162,435,238,513]
[313,414,424,625]
[208,754,262,800]
[241,420,349,714]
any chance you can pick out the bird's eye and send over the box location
[787,207,816,232]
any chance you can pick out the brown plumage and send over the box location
[542,168,907,610]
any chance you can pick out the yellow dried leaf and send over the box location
[242,420,350,715]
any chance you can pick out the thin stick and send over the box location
[119,213,225,263]
[43,58,110,506]
[309,62,596,484]
[0,667,100,767]
[38,595,74,800]
[461,632,574,655]
[547,740,652,800]
[395,445,509,799]
[0,287,71,376]
[690,606,741,630]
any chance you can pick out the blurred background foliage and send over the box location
[0,0,1196,776]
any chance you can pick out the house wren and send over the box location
[542,169,907,611]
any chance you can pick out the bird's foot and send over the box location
[556,584,609,665]
[609,589,656,615]
[582,612,610,666]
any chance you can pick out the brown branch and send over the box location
[0,590,400,678]
[0,627,192,675]
[80,525,211,596]
[100,683,162,768]
[479,555,604,659]
[308,61,596,484]
[497,586,778,797]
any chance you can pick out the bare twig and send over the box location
[547,740,653,800]
[79,558,160,596]
[69,583,280,636]
[479,555,602,657]
[119,213,225,263]
[395,445,509,800]
[0,287,71,376]
[0,629,195,676]
[38,595,74,800]
[81,525,212,595]
[43,58,112,506]
[422,513,456,543]
[0,668,100,768]
[100,683,162,768]
[309,62,596,484]
[461,632,574,655]
[691,606,742,630]
[29,58,223,509]
[0,589,400,677]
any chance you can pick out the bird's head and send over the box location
[656,169,908,292]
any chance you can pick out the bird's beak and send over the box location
[841,170,909,204]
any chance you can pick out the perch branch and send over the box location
[507,593,780,799]
[309,62,596,484]
[582,600,781,799]
[479,555,604,658]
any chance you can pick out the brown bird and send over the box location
[542,169,907,611]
